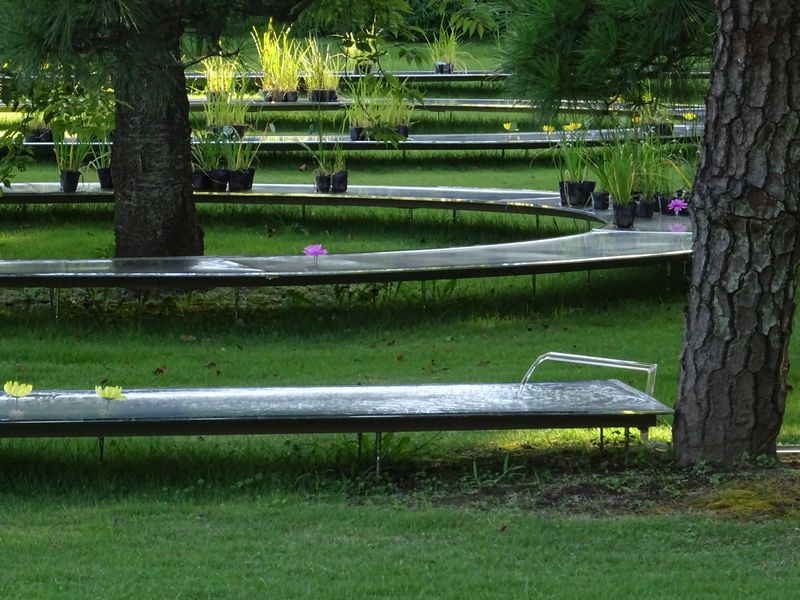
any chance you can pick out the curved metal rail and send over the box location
[0,184,692,288]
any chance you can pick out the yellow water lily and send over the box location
[682,112,697,121]
[4,380,32,398]
[562,122,583,132]
[542,125,556,133]
[502,122,511,131]
[95,385,126,400]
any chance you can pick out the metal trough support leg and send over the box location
[640,428,649,445]
[624,427,630,451]
[599,427,604,452]
[375,432,382,478]
[50,288,60,320]
[98,436,105,464]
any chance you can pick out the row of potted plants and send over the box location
[191,128,261,192]
[345,77,415,140]
[206,23,470,106]
[552,125,696,228]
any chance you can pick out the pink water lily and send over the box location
[668,223,688,233]
[303,244,328,257]
[668,198,689,215]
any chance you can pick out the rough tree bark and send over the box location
[111,31,204,257]
[673,0,800,466]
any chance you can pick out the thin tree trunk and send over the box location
[111,34,203,258]
[673,0,800,466]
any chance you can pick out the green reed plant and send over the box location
[634,138,669,198]
[304,38,343,92]
[252,20,306,97]
[590,141,637,205]
[220,130,261,171]
[202,55,240,95]
[552,123,588,183]
[191,130,227,172]
[52,133,93,172]
[425,25,470,71]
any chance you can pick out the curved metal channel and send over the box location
[0,184,693,288]
[21,124,703,154]
[185,69,510,85]
[187,97,705,116]
[0,182,604,223]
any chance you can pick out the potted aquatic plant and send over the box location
[554,124,594,207]
[379,94,414,138]
[202,55,239,101]
[426,26,468,74]
[305,38,342,102]
[191,131,228,191]
[220,128,261,192]
[53,133,92,193]
[252,20,305,102]
[23,111,53,143]
[89,138,114,189]
[590,142,637,228]
[633,138,667,217]
[329,144,347,193]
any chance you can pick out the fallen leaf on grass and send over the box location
[180,335,196,342]
[153,366,167,376]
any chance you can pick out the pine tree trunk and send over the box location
[111,34,204,257]
[673,0,800,466]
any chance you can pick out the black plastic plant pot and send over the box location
[591,191,610,211]
[558,181,567,206]
[349,126,366,141]
[330,170,348,193]
[309,89,338,102]
[396,124,410,139]
[434,62,453,74]
[230,124,247,138]
[565,180,594,207]
[283,91,299,102]
[613,203,636,228]
[25,128,53,143]
[96,167,113,190]
[59,170,80,193]
[207,168,229,192]
[228,169,253,192]
[635,198,656,218]
[192,170,211,191]
[314,174,331,193]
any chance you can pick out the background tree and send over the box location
[0,0,409,257]
[501,0,714,115]
[503,0,800,465]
